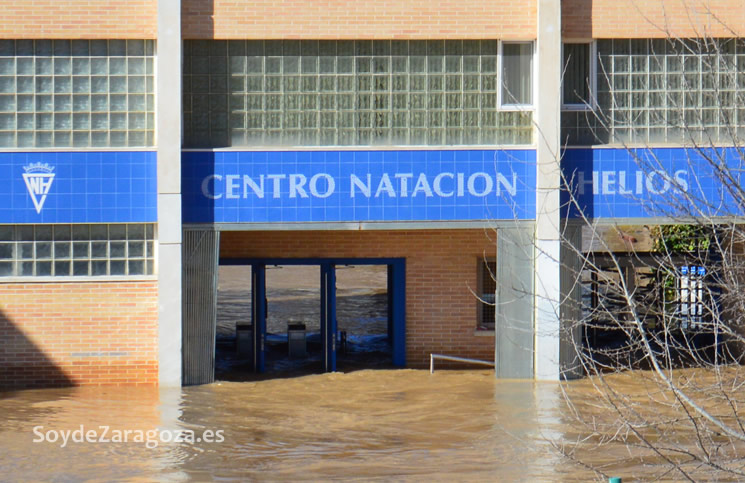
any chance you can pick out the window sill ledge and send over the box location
[0,275,157,283]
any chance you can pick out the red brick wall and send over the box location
[182,0,537,40]
[0,281,158,388]
[563,0,745,39]
[0,0,157,39]
[220,229,498,368]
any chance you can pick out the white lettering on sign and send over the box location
[433,173,454,197]
[266,174,285,199]
[576,170,688,196]
[200,171,520,200]
[243,175,264,198]
[200,169,688,201]
[309,173,335,198]
[225,175,240,199]
[288,174,308,198]
[350,174,371,198]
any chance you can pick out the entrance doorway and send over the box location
[336,265,392,370]
[216,258,405,379]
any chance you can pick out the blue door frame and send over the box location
[320,263,337,372]
[221,257,406,372]
[251,263,267,373]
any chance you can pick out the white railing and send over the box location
[429,353,495,373]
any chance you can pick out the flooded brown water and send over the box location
[3,266,742,480]
[0,370,585,481]
[3,368,744,480]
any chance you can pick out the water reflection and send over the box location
[216,265,394,377]
[0,370,585,480]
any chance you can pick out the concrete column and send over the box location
[157,0,183,386]
[534,0,562,380]
[560,222,584,379]
[495,226,535,378]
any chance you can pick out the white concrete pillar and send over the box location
[534,0,562,380]
[157,0,183,386]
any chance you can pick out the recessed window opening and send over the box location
[562,41,596,110]
[478,258,496,331]
[500,42,533,108]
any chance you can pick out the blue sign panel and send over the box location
[562,148,744,219]
[0,151,157,223]
[182,150,537,223]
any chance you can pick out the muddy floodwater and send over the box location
[4,368,724,481]
[1,371,597,481]
[2,266,734,480]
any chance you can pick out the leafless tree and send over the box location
[549,30,745,480]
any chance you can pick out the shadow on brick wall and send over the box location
[182,0,215,39]
[0,309,73,391]
[562,0,593,39]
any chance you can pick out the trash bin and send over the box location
[236,324,253,360]
[287,323,307,359]
[339,330,347,355]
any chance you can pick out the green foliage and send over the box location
[652,225,712,309]
[651,224,711,254]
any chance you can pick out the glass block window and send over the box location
[0,40,155,148]
[562,38,745,145]
[183,40,534,147]
[0,224,155,277]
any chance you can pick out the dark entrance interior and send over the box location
[581,252,724,371]
[214,258,405,380]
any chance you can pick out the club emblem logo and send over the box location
[22,163,55,214]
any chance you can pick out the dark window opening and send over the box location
[563,43,592,107]
[478,259,496,330]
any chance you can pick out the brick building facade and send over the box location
[1,0,744,387]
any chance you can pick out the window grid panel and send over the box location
[562,38,745,145]
[183,40,532,147]
[0,39,155,148]
[0,224,155,277]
